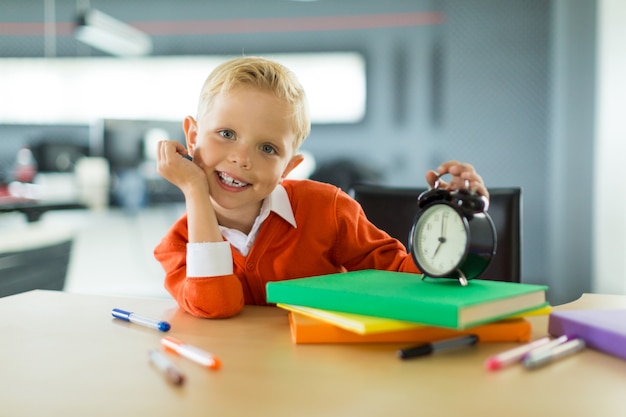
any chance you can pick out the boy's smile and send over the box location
[216,171,251,189]
[185,86,303,230]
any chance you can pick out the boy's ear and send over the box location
[183,116,198,156]
[281,153,305,180]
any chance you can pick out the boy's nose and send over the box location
[229,145,252,169]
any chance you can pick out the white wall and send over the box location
[593,0,626,294]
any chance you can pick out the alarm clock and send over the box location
[407,175,497,286]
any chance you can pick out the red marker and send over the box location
[161,336,221,370]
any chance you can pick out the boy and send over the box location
[155,56,488,318]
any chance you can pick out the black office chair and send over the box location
[0,227,73,297]
[349,183,522,283]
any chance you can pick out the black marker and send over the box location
[397,334,479,360]
[182,154,192,161]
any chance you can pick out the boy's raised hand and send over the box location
[425,160,489,201]
[157,140,208,195]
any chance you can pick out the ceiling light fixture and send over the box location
[74,9,152,57]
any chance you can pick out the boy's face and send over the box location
[184,86,303,216]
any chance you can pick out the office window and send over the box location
[0,53,365,124]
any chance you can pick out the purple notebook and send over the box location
[548,309,626,361]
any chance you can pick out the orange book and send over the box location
[287,311,532,344]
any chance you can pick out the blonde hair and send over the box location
[196,56,311,150]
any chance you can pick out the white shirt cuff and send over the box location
[186,241,233,278]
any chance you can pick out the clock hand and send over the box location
[432,213,448,259]
[440,213,445,237]
[431,236,446,259]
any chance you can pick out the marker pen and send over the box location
[111,308,171,332]
[523,338,586,369]
[484,337,551,371]
[397,334,479,360]
[161,336,221,370]
[149,349,185,386]
[519,334,575,360]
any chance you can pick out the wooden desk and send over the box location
[1,290,625,417]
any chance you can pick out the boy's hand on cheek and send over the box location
[157,140,209,193]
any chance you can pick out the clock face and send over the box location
[412,204,469,277]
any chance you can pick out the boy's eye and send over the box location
[219,130,235,139]
[260,144,277,155]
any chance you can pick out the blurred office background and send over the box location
[0,0,623,305]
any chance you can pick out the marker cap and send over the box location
[111,308,132,321]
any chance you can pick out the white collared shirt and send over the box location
[186,185,297,278]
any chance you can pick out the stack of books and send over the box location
[265,270,550,344]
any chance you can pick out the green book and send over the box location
[266,270,548,329]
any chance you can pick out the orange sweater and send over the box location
[154,179,420,318]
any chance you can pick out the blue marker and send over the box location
[112,308,171,332]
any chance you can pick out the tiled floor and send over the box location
[43,204,186,299]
